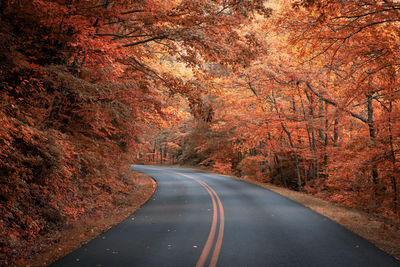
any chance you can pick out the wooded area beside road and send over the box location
[0,0,399,265]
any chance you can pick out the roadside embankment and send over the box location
[27,170,156,266]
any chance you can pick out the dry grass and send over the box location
[27,172,156,267]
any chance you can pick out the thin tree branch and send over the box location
[122,36,167,47]
[304,81,368,123]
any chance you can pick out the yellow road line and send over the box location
[206,184,224,267]
[171,171,225,267]
[195,181,218,267]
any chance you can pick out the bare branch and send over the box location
[121,9,145,15]
[304,81,368,123]
[122,36,168,47]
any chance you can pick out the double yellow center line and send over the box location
[171,172,225,267]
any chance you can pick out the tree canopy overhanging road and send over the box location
[2,1,400,264]
[51,166,400,267]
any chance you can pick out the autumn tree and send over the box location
[0,0,271,264]
[277,0,400,212]
[151,0,400,224]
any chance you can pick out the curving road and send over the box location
[51,165,400,267]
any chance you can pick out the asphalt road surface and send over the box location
[51,165,400,267]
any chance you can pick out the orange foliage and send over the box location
[2,0,400,264]
[142,0,400,226]
[1,0,272,264]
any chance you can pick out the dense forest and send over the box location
[1,0,399,265]
[142,0,400,221]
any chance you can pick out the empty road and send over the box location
[51,165,399,267]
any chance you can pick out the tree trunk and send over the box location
[307,128,316,183]
[323,102,329,178]
[367,93,379,196]
[281,123,302,191]
[333,118,339,147]
[275,153,287,188]
[388,101,398,212]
